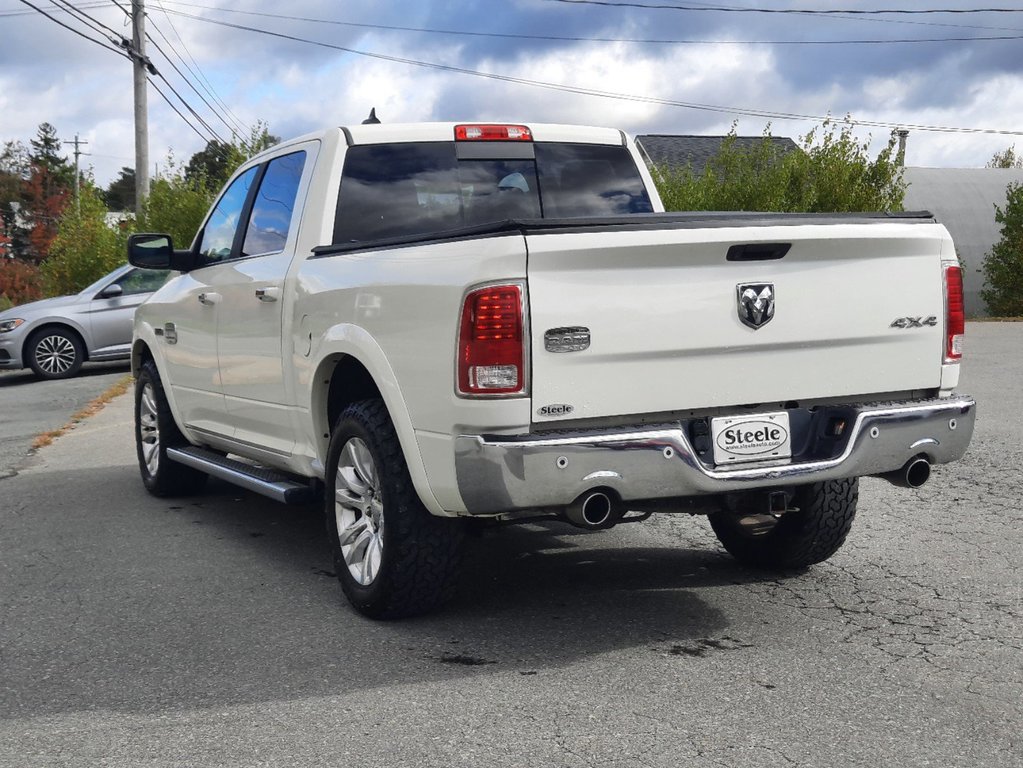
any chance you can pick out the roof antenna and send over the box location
[362,108,380,125]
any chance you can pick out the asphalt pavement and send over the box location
[0,362,130,478]
[0,323,1019,767]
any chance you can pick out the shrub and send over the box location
[41,186,127,296]
[0,258,43,306]
[654,119,906,214]
[981,182,1023,316]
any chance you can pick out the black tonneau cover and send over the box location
[311,210,937,258]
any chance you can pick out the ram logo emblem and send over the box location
[736,283,776,330]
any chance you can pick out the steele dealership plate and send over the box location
[710,411,792,466]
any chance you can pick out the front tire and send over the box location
[326,399,464,619]
[27,327,84,379]
[134,359,208,497]
[708,479,859,569]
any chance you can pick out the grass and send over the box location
[31,374,133,450]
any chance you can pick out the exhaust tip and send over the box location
[905,457,931,488]
[565,489,621,529]
[581,492,612,527]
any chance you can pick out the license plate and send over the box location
[710,411,792,466]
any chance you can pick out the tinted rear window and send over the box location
[332,141,652,244]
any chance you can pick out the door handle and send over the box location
[255,287,280,303]
[197,292,221,306]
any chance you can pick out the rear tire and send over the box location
[325,399,464,619]
[708,479,859,569]
[27,327,84,379]
[134,359,208,497]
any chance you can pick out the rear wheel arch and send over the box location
[313,351,448,517]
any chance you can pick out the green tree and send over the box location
[986,146,1023,169]
[184,122,279,191]
[137,154,214,249]
[654,119,906,214]
[135,122,278,249]
[41,184,126,296]
[981,182,1023,316]
[0,141,30,259]
[29,122,73,190]
[105,167,136,211]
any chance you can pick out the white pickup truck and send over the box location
[127,121,975,618]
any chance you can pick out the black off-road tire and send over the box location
[708,478,859,569]
[325,399,465,619]
[26,326,85,380]
[134,359,208,497]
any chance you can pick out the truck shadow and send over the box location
[2,469,782,719]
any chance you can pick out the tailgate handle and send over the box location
[726,243,791,262]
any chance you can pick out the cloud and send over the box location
[1,0,1021,185]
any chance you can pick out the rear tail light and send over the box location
[458,284,526,396]
[455,124,532,142]
[944,264,965,362]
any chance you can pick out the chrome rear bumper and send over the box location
[454,395,976,515]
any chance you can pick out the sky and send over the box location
[1,0,1022,187]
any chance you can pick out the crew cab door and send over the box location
[157,166,261,437]
[215,148,313,456]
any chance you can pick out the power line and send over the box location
[145,22,245,136]
[151,0,248,135]
[164,8,1023,138]
[147,75,215,142]
[545,1,1023,14]
[49,0,122,40]
[544,0,1023,32]
[152,1,1023,45]
[14,0,130,57]
[0,2,109,17]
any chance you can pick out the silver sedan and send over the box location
[0,264,170,379]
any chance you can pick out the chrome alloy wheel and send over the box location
[334,437,385,586]
[138,382,161,476]
[35,334,77,375]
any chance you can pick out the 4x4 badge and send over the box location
[737,283,776,329]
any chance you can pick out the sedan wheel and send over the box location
[27,328,84,379]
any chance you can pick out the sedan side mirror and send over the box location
[98,283,123,299]
[128,233,195,271]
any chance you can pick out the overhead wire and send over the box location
[147,76,216,142]
[16,0,224,145]
[543,0,1023,33]
[104,0,238,141]
[151,0,248,135]
[153,0,1023,44]
[158,7,1023,138]
[13,0,129,58]
[145,23,245,137]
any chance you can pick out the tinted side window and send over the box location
[243,151,306,256]
[197,166,259,263]
[535,143,653,217]
[334,143,458,243]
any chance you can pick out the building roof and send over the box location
[903,166,1023,317]
[635,134,800,172]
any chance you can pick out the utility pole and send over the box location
[130,0,150,217]
[63,134,90,214]
[896,129,909,167]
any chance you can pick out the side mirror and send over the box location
[128,233,194,271]
[98,283,123,299]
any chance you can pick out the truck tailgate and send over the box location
[526,220,952,424]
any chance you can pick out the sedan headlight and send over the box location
[0,318,25,333]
